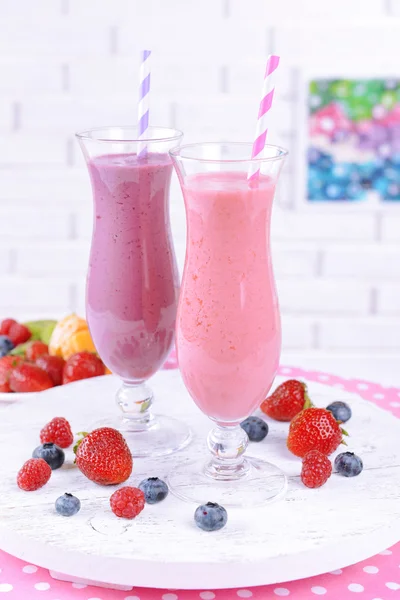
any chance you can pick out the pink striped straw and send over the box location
[138,49,151,158]
[248,54,280,181]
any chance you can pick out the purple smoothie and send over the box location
[86,153,179,382]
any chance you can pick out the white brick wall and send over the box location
[0,0,398,355]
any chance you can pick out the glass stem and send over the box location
[204,424,250,481]
[115,382,154,431]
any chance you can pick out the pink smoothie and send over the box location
[86,153,179,382]
[177,171,281,424]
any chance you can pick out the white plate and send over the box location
[0,372,399,590]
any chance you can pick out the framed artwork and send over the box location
[298,73,400,206]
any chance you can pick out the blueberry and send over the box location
[240,416,268,442]
[194,502,227,532]
[326,401,352,423]
[0,335,14,357]
[138,477,169,504]
[33,443,65,470]
[55,493,81,517]
[334,452,363,477]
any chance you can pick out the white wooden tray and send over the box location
[0,371,399,590]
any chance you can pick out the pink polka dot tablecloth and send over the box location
[1,363,400,599]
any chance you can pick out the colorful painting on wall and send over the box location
[308,79,400,202]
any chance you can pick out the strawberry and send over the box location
[75,427,133,486]
[25,341,49,362]
[9,363,54,393]
[17,458,51,491]
[301,450,332,488]
[8,322,31,346]
[36,355,65,386]
[110,486,145,519]
[40,417,73,448]
[0,355,23,392]
[287,407,346,458]
[63,352,105,385]
[0,318,17,335]
[261,379,311,421]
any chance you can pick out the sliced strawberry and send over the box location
[8,323,31,346]
[36,355,65,386]
[0,318,17,336]
[25,341,49,362]
[9,363,54,393]
[0,355,23,392]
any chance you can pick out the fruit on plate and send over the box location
[32,443,65,470]
[9,363,54,393]
[62,351,105,384]
[23,320,57,344]
[17,458,51,491]
[0,355,23,392]
[55,493,81,517]
[0,335,14,357]
[240,416,269,441]
[334,451,363,477]
[110,486,145,519]
[49,314,96,360]
[139,477,169,504]
[8,322,31,346]
[194,502,228,531]
[287,407,346,458]
[75,427,133,485]
[40,417,74,449]
[261,379,311,422]
[25,341,49,361]
[0,318,17,335]
[301,450,332,488]
[36,355,65,386]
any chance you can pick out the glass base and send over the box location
[91,414,192,458]
[167,456,287,508]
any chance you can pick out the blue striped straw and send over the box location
[138,49,151,158]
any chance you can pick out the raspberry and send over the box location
[40,417,73,449]
[110,486,145,519]
[301,450,332,489]
[17,458,51,491]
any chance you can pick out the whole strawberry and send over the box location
[40,417,74,449]
[17,458,51,491]
[9,363,54,393]
[8,322,31,346]
[261,379,311,421]
[301,450,332,488]
[110,486,145,519]
[287,407,345,458]
[63,352,105,385]
[0,355,23,392]
[36,355,65,386]
[25,341,49,362]
[75,427,132,486]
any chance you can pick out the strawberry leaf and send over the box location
[73,431,89,456]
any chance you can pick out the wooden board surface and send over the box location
[0,371,399,590]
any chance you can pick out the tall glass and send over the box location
[76,126,191,457]
[168,143,288,506]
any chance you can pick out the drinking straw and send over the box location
[248,54,280,181]
[138,49,151,158]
